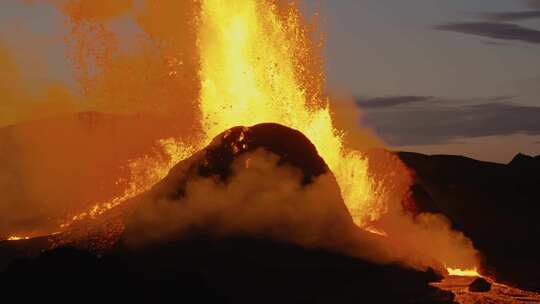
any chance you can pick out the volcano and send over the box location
[123,123,355,247]
[2,0,539,303]
[0,123,454,303]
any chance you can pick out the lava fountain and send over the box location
[3,0,481,277]
[57,0,380,231]
[197,0,379,226]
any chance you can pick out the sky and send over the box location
[1,0,540,163]
[302,0,540,162]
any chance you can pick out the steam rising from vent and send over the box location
[1,0,480,274]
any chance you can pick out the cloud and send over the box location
[483,41,511,46]
[528,0,540,9]
[355,96,432,109]
[434,22,540,44]
[359,100,540,146]
[356,95,514,109]
[481,10,540,21]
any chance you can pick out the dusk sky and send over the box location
[1,0,540,162]
[305,0,540,163]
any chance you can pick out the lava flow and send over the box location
[447,267,482,277]
[433,275,540,304]
[6,236,30,241]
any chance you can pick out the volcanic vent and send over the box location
[123,123,355,249]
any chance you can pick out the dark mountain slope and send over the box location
[398,152,540,292]
[2,235,452,303]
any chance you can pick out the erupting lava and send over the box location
[198,0,379,226]
[6,236,30,241]
[447,267,482,277]
[2,0,481,278]
[59,0,380,231]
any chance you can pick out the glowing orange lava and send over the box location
[198,0,379,226]
[447,267,481,277]
[6,236,30,241]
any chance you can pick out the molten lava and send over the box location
[447,267,481,277]
[197,0,378,226]
[6,236,30,241]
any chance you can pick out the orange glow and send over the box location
[365,227,388,237]
[446,267,481,277]
[15,0,480,275]
[59,0,380,229]
[198,0,379,226]
[6,236,30,241]
[59,138,197,229]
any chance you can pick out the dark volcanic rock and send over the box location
[0,236,50,271]
[402,183,441,215]
[198,123,328,184]
[1,236,453,303]
[155,123,332,201]
[469,278,491,292]
[509,153,540,169]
